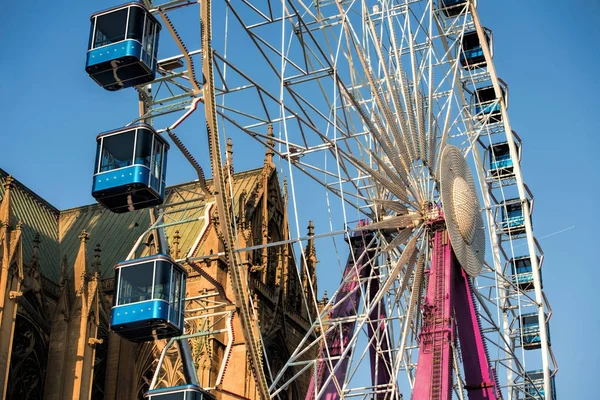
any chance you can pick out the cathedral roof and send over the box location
[1,166,267,282]
[0,168,60,281]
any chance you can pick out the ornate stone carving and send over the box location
[88,337,104,348]
[6,315,47,399]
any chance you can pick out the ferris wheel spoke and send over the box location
[382,228,415,253]
[355,215,420,232]
[343,153,413,206]
[365,12,419,170]
[368,150,421,203]
[337,27,420,181]
[371,199,409,216]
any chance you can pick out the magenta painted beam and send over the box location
[366,274,393,398]
[305,232,375,400]
[454,262,499,399]
[412,229,455,400]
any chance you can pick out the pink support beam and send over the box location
[454,263,498,399]
[413,224,498,400]
[366,274,393,398]
[305,232,374,400]
[413,229,455,400]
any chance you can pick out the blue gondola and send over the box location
[111,254,186,342]
[145,385,216,400]
[86,2,161,91]
[460,29,492,69]
[488,142,514,177]
[510,256,543,291]
[439,0,467,17]
[500,198,528,236]
[520,313,550,350]
[473,84,507,123]
[92,124,169,213]
[523,370,557,400]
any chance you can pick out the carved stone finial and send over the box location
[173,230,181,259]
[79,230,89,243]
[88,337,104,348]
[93,243,102,278]
[74,230,90,292]
[304,220,317,307]
[9,291,23,300]
[0,176,15,227]
[32,233,41,263]
[238,190,247,225]
[267,125,275,147]
[283,179,288,204]
[3,175,14,191]
[94,243,101,263]
[226,137,235,174]
[226,137,233,157]
[319,291,329,310]
[265,125,275,166]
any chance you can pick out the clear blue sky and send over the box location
[1,0,597,398]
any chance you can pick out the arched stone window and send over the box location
[7,315,48,400]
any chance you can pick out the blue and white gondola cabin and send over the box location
[510,256,543,291]
[500,198,528,236]
[488,142,514,178]
[524,370,557,400]
[439,0,467,17]
[111,254,186,342]
[473,85,506,123]
[86,2,161,91]
[520,313,550,350]
[145,385,216,400]
[92,124,169,213]
[460,30,491,69]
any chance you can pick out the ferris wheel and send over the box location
[84,0,557,399]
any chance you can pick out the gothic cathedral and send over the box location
[0,143,320,399]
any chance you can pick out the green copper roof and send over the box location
[0,169,61,281]
[59,203,151,279]
[1,166,266,282]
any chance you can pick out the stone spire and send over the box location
[226,137,234,175]
[281,178,290,297]
[92,243,101,280]
[0,177,22,399]
[264,124,275,168]
[303,221,318,316]
[238,191,247,229]
[319,290,329,311]
[74,230,89,293]
[45,233,100,400]
[0,176,14,228]
[172,230,181,259]
[26,233,44,309]
[306,221,316,259]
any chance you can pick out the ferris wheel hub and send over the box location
[439,145,485,276]
[451,176,478,245]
